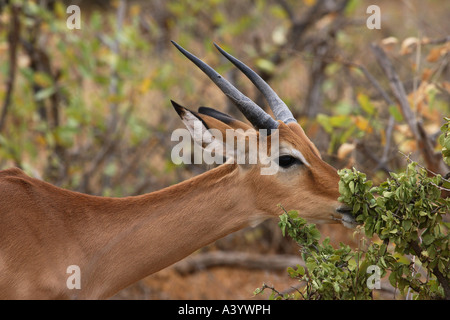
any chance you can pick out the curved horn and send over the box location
[171,41,278,131]
[213,43,297,124]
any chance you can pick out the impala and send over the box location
[0,42,354,299]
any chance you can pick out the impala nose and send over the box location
[336,205,352,215]
[335,205,358,228]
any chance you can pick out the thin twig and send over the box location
[370,43,448,175]
[399,151,450,188]
[370,43,420,139]
[0,5,20,133]
[337,58,396,172]
[419,36,450,46]
[107,0,126,135]
[409,240,450,300]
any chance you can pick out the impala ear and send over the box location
[171,100,255,165]
[171,100,233,163]
[172,101,207,139]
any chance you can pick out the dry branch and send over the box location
[252,0,349,115]
[173,251,304,275]
[409,240,450,300]
[370,43,448,175]
[0,5,20,133]
[370,43,419,138]
[106,0,126,135]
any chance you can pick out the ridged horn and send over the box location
[171,41,278,131]
[213,43,296,124]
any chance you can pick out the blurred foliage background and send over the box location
[0,0,448,299]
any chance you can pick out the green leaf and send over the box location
[357,93,376,115]
[297,265,306,276]
[388,105,404,122]
[310,228,321,241]
[35,86,56,101]
[389,271,398,287]
[422,233,435,245]
[353,202,361,214]
[287,210,298,219]
[255,58,275,74]
[317,114,333,133]
[329,115,352,128]
[402,219,412,231]
[280,224,286,237]
[349,181,355,194]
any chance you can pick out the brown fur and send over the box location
[0,106,346,299]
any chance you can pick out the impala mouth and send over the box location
[334,205,358,228]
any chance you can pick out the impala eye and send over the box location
[277,155,302,168]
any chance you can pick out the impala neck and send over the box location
[79,163,256,299]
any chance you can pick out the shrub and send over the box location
[255,123,449,300]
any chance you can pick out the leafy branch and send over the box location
[257,123,449,300]
[338,164,449,300]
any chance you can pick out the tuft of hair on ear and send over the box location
[170,100,210,129]
[170,100,187,117]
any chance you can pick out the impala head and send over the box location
[171,41,356,228]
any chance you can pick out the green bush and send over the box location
[256,125,449,300]
[440,117,450,166]
[338,164,449,299]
